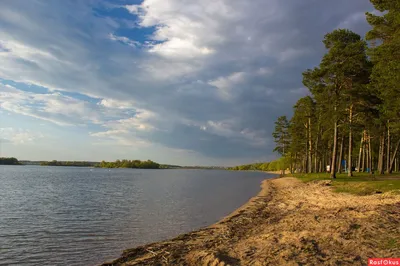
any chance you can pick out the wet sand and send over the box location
[102,177,400,266]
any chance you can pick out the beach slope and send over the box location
[102,177,400,265]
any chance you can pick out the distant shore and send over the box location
[102,176,400,265]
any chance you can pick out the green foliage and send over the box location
[366,0,400,121]
[304,29,369,111]
[289,97,316,160]
[268,1,400,180]
[40,160,96,167]
[228,158,289,172]
[99,159,160,169]
[276,157,291,171]
[272,116,291,155]
[0,157,21,165]
[293,172,400,195]
[274,25,379,176]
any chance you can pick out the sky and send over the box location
[0,0,374,166]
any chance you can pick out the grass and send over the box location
[291,172,400,195]
[385,238,399,249]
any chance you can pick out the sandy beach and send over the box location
[102,177,400,265]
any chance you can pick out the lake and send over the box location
[0,165,274,265]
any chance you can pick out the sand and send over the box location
[102,177,400,266]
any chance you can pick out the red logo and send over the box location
[369,259,400,266]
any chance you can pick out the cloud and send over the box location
[208,72,246,101]
[0,84,99,126]
[90,129,151,147]
[108,33,141,48]
[0,0,374,163]
[98,98,136,109]
[0,84,155,132]
[0,127,43,144]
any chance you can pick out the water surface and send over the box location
[0,166,274,265]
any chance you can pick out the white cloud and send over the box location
[90,129,151,147]
[101,110,156,132]
[89,106,158,147]
[148,37,214,58]
[204,119,238,138]
[208,72,246,100]
[108,33,140,47]
[0,84,157,132]
[0,127,43,144]
[98,98,135,109]
[125,1,233,58]
[0,40,57,61]
[0,84,98,125]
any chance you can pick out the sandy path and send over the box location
[102,177,400,266]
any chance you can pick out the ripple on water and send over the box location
[0,166,273,266]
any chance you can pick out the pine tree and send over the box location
[303,29,370,178]
[272,116,291,156]
[366,0,400,174]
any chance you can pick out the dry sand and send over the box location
[102,177,400,266]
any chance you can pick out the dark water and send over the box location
[0,166,274,265]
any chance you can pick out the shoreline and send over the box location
[102,176,400,265]
[101,176,278,265]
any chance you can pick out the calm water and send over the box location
[0,166,274,266]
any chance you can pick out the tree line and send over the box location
[272,0,399,178]
[99,159,160,169]
[227,158,288,172]
[40,160,96,167]
[0,157,21,165]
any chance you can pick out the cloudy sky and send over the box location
[0,0,374,166]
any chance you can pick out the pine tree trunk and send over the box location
[386,121,391,174]
[305,125,309,173]
[348,106,353,176]
[330,119,338,179]
[338,136,344,173]
[378,135,382,174]
[319,159,322,173]
[357,131,364,172]
[368,133,373,174]
[378,132,385,175]
[389,139,400,173]
[361,141,366,172]
[290,154,293,174]
[314,134,319,173]
[366,137,370,173]
[308,118,312,173]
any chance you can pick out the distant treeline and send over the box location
[40,160,96,167]
[228,158,288,171]
[99,159,160,169]
[180,166,225,170]
[0,157,21,165]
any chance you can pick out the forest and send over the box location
[98,159,161,169]
[0,157,21,165]
[40,160,97,167]
[272,0,399,178]
[227,158,285,171]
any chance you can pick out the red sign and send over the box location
[369,259,400,266]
